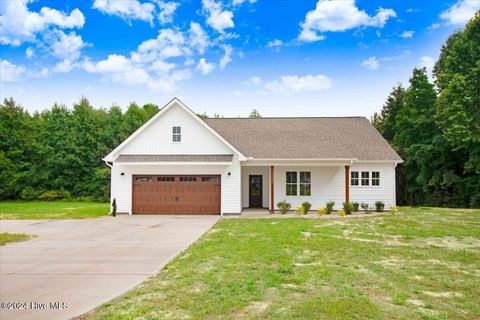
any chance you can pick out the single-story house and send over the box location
[103,98,403,215]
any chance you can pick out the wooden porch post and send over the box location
[270,165,274,214]
[345,165,350,203]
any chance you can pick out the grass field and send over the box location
[0,233,34,246]
[83,207,480,320]
[0,201,109,219]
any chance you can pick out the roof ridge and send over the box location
[205,116,367,119]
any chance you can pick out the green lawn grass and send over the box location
[0,233,34,246]
[0,201,109,219]
[83,207,480,320]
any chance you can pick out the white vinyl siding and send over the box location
[350,163,396,209]
[274,166,344,210]
[119,104,232,155]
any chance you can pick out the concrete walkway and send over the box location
[0,215,219,320]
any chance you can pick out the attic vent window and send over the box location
[172,126,181,142]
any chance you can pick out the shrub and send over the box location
[342,201,354,215]
[390,205,398,214]
[361,202,371,214]
[38,189,71,201]
[295,205,304,214]
[337,209,345,216]
[20,187,41,200]
[277,200,291,214]
[352,202,359,212]
[317,207,326,215]
[325,201,335,214]
[302,201,312,214]
[375,201,385,212]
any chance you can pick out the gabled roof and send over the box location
[103,98,246,162]
[204,117,402,161]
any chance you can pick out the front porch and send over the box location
[241,161,353,214]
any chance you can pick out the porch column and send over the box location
[270,165,274,214]
[345,165,350,203]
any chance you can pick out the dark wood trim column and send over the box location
[270,165,274,214]
[345,165,350,203]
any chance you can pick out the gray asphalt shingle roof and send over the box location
[204,117,402,161]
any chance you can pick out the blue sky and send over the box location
[1,0,479,117]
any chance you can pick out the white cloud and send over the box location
[25,47,34,58]
[428,23,440,31]
[362,56,379,70]
[243,76,262,85]
[150,60,176,74]
[189,22,209,54]
[232,0,257,5]
[92,0,155,24]
[133,28,189,63]
[196,58,215,75]
[298,0,396,42]
[267,39,284,47]
[202,0,234,33]
[440,0,480,25]
[219,44,233,69]
[0,0,84,46]
[265,74,332,93]
[399,30,414,39]
[419,56,435,73]
[83,54,152,86]
[156,1,179,24]
[81,26,211,91]
[1,60,26,81]
[42,29,86,73]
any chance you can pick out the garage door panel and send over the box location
[133,175,220,215]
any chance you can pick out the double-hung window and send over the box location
[172,126,181,142]
[372,171,380,186]
[351,171,359,186]
[361,171,370,186]
[286,172,297,196]
[300,172,311,196]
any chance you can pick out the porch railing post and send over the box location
[345,165,350,203]
[270,165,274,214]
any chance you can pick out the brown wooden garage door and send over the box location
[132,175,221,215]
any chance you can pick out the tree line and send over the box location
[372,12,479,208]
[0,98,160,201]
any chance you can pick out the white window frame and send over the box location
[351,171,359,186]
[172,126,181,143]
[299,171,311,196]
[361,171,370,186]
[286,171,297,196]
[372,171,380,186]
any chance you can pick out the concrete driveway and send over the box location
[0,215,219,320]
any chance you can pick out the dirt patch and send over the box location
[407,298,425,307]
[301,231,312,238]
[422,236,480,251]
[376,257,404,267]
[246,301,269,314]
[294,261,322,267]
[423,291,463,298]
